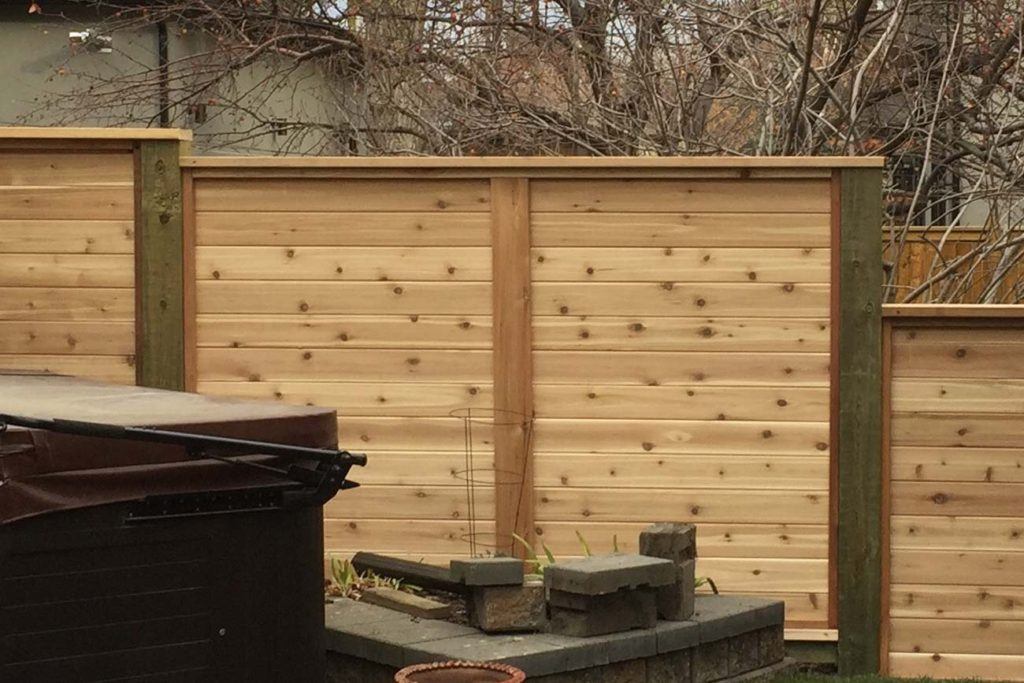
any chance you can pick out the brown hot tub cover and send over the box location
[0,373,338,524]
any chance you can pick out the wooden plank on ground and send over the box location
[530,247,830,283]
[196,246,491,281]
[533,385,829,421]
[533,351,830,386]
[197,281,491,315]
[532,316,830,352]
[532,282,829,317]
[197,315,492,349]
[195,211,492,246]
[530,179,830,213]
[195,179,490,213]
[531,213,830,247]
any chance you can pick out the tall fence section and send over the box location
[6,128,1023,677]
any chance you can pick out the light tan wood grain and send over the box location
[532,316,830,352]
[0,186,133,220]
[532,213,831,247]
[196,246,491,281]
[892,333,1024,380]
[0,321,134,355]
[0,288,134,321]
[0,152,134,186]
[892,413,1024,448]
[533,282,829,317]
[0,254,134,287]
[198,281,491,315]
[530,179,831,213]
[533,351,830,386]
[324,519,496,555]
[195,179,490,212]
[0,354,135,383]
[197,348,492,382]
[323,484,495,520]
[888,653,1024,681]
[892,378,1024,414]
[890,515,1024,552]
[338,416,495,452]
[530,247,829,282]
[0,220,134,254]
[890,446,1024,483]
[891,481,1024,517]
[890,584,1024,620]
[890,617,1024,656]
[890,549,1024,585]
[195,211,491,246]
[197,315,492,349]
[534,385,829,421]
[321,451,495,487]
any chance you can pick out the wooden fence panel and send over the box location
[0,142,136,383]
[884,307,1024,681]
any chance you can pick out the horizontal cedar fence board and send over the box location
[530,179,831,213]
[0,288,134,321]
[0,152,135,186]
[196,246,492,281]
[197,349,492,382]
[532,316,830,352]
[198,281,492,314]
[889,585,1024,620]
[532,351,829,386]
[0,322,135,355]
[533,522,828,559]
[533,282,829,317]
[890,481,1024,517]
[890,515,1024,552]
[197,315,492,349]
[530,419,829,455]
[195,179,491,213]
[891,549,1024,585]
[884,304,1024,319]
[530,247,830,283]
[533,385,829,421]
[0,354,134,383]
[324,485,495,521]
[324,519,497,555]
[533,453,828,489]
[339,416,494,452]
[888,653,1024,681]
[891,413,1024,448]
[890,446,1024,483]
[890,618,1024,656]
[533,488,827,524]
[0,220,134,254]
[195,212,492,246]
[319,451,496,486]
[891,343,1024,381]
[196,381,493,417]
[892,378,1024,413]
[0,254,134,287]
[0,186,134,220]
[0,127,191,140]
[532,213,831,248]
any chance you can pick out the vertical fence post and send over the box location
[490,177,535,558]
[835,167,884,674]
[134,137,187,390]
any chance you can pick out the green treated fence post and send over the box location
[135,136,187,390]
[835,167,885,675]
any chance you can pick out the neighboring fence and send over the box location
[882,305,1024,681]
[0,129,893,672]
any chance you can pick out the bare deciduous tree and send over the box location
[21,0,1024,301]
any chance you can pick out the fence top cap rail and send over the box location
[0,126,192,141]
[884,304,1024,319]
[181,155,884,169]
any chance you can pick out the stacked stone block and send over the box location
[639,522,697,621]
[451,557,546,633]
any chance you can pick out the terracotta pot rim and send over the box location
[394,659,527,682]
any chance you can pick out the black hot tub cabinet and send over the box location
[0,373,363,683]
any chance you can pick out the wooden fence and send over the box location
[0,127,908,675]
[882,305,1024,681]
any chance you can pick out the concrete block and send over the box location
[544,555,676,596]
[403,632,573,677]
[757,626,785,667]
[639,523,696,563]
[539,628,656,671]
[548,588,657,637]
[450,557,524,586]
[360,587,452,620]
[692,637,729,683]
[693,596,783,643]
[728,631,761,676]
[656,560,695,621]
[646,648,692,683]
[653,619,700,654]
[470,581,546,633]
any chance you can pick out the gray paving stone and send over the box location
[450,557,525,586]
[640,523,697,563]
[403,632,573,676]
[756,626,785,667]
[539,627,657,670]
[693,596,783,643]
[728,631,761,676]
[548,589,657,637]
[325,598,419,627]
[656,560,696,621]
[653,618,700,654]
[646,648,693,683]
[544,554,676,595]
[693,637,729,683]
[470,582,546,632]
